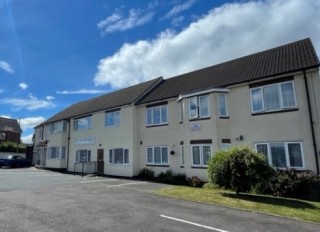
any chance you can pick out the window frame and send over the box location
[49,121,66,134]
[76,149,91,162]
[109,148,129,165]
[218,93,228,117]
[255,142,304,169]
[146,146,169,165]
[146,105,168,126]
[189,95,210,120]
[73,116,92,131]
[105,110,120,128]
[48,146,65,159]
[221,143,231,151]
[191,144,212,167]
[180,145,185,167]
[250,81,297,114]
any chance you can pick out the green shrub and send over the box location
[207,145,274,195]
[138,168,155,180]
[157,170,187,185]
[202,183,217,189]
[264,169,320,200]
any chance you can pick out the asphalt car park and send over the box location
[0,168,319,232]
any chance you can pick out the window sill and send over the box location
[189,117,210,122]
[108,163,130,166]
[146,164,170,167]
[105,125,120,128]
[252,108,298,116]
[191,166,208,169]
[146,124,169,128]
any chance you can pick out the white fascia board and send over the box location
[176,88,230,102]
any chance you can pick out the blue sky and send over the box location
[1,0,320,143]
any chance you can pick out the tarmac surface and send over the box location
[0,167,319,232]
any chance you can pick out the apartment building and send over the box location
[34,38,320,180]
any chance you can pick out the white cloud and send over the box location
[19,116,46,131]
[46,96,55,100]
[0,60,14,73]
[0,115,11,119]
[162,0,196,20]
[0,94,55,111]
[98,7,155,35]
[56,89,107,94]
[21,134,33,144]
[94,0,320,89]
[0,89,3,93]
[19,82,28,90]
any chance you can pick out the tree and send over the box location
[207,145,274,195]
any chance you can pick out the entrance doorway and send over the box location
[97,149,104,175]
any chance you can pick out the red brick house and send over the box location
[0,117,22,143]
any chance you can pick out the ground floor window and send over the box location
[76,149,91,162]
[191,144,212,167]
[147,146,168,165]
[255,142,304,168]
[48,146,65,159]
[109,148,129,164]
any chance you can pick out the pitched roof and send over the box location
[139,38,320,104]
[43,77,162,124]
[0,117,22,133]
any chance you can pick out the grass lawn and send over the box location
[154,186,320,223]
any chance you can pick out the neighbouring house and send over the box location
[34,38,320,180]
[0,117,22,144]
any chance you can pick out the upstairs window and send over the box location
[250,81,296,113]
[74,116,92,131]
[255,142,304,168]
[49,121,66,133]
[146,105,168,126]
[105,110,120,127]
[218,93,228,117]
[189,95,209,119]
[109,148,129,165]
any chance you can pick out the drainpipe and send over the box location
[66,119,71,172]
[303,70,319,174]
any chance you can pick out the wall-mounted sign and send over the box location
[190,123,202,131]
[75,137,96,146]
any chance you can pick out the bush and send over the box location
[137,168,155,180]
[157,170,187,185]
[187,176,202,187]
[207,145,274,195]
[264,169,320,200]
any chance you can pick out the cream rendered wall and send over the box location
[45,122,69,169]
[306,69,320,173]
[68,106,135,177]
[228,72,317,171]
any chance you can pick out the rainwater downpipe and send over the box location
[66,119,71,172]
[303,70,319,174]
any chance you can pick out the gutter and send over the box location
[303,70,320,174]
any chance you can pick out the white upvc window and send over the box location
[146,146,168,165]
[181,145,185,166]
[191,144,212,166]
[218,93,228,117]
[109,148,129,165]
[48,146,65,159]
[221,143,231,151]
[189,95,209,119]
[250,81,296,113]
[146,105,168,126]
[0,132,5,140]
[255,142,304,168]
[105,110,120,127]
[74,116,92,131]
[49,121,66,134]
[76,150,91,162]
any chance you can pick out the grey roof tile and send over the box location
[44,77,162,124]
[138,38,319,104]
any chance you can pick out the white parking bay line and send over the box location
[80,179,117,184]
[107,182,146,187]
[160,215,229,232]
